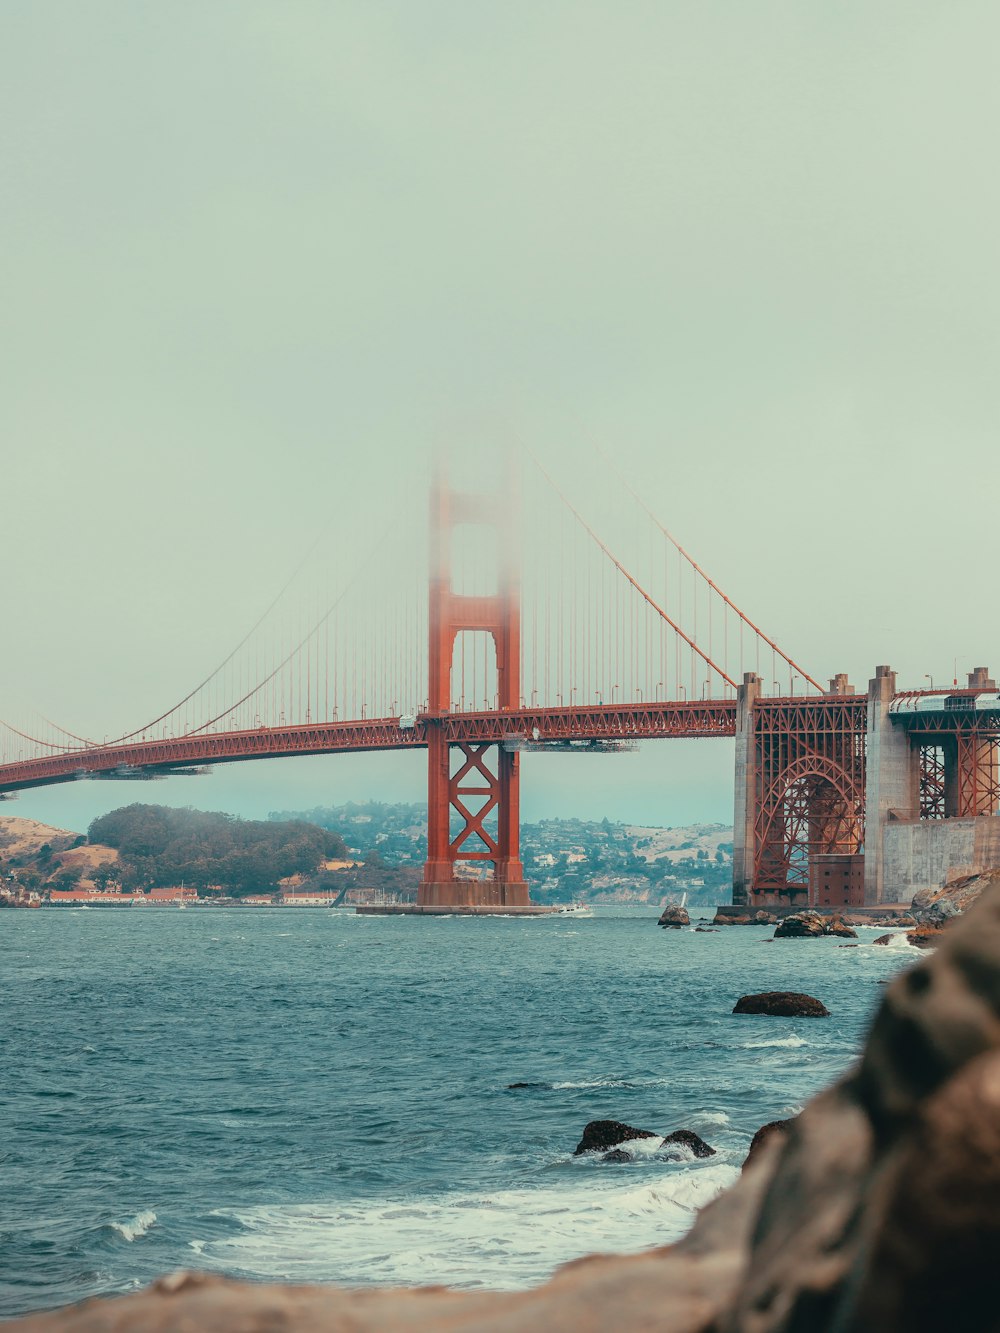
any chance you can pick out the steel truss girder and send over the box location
[750,697,868,899]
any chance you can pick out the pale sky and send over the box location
[2,2,998,833]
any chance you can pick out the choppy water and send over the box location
[0,907,919,1317]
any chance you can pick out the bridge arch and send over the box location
[753,752,865,901]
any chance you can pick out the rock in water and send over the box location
[824,917,858,939]
[658,904,690,928]
[733,991,830,1017]
[661,1129,716,1158]
[573,1119,658,1155]
[873,933,896,946]
[601,1149,634,1164]
[743,1119,792,1170]
[774,912,824,938]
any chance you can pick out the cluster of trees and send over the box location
[88,805,347,896]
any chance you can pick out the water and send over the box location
[0,908,919,1317]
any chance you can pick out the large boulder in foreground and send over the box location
[658,904,690,928]
[733,991,830,1017]
[14,878,1000,1332]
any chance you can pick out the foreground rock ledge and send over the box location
[13,881,1000,1333]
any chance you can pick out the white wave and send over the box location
[550,1076,670,1091]
[873,932,922,951]
[553,1078,631,1090]
[741,1035,808,1050]
[189,1166,738,1291]
[693,1111,730,1127]
[111,1209,157,1242]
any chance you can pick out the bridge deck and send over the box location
[0,701,739,794]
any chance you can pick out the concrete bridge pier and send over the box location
[863,665,921,905]
[732,671,762,907]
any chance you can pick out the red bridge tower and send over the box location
[418,470,530,908]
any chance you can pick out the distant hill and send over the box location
[0,816,120,894]
[269,802,734,907]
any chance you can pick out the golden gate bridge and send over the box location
[2,456,997,910]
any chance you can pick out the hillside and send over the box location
[0,816,120,893]
[270,802,735,907]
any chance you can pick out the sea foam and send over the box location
[190,1164,738,1291]
[110,1210,157,1242]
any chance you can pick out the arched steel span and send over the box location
[0,700,738,795]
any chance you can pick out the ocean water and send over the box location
[0,907,920,1317]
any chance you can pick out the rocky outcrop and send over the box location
[823,917,857,939]
[773,911,825,937]
[842,911,916,927]
[733,991,830,1017]
[15,883,1000,1333]
[773,912,857,940]
[714,908,778,925]
[913,867,999,923]
[575,1121,715,1159]
[573,1119,658,1155]
[658,904,690,928]
[660,1129,716,1159]
[906,924,942,950]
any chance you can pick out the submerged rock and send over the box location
[573,1119,658,1155]
[774,912,825,938]
[601,1148,634,1164]
[658,904,690,928]
[695,927,719,933]
[733,991,830,1017]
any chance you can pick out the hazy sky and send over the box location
[3,2,998,833]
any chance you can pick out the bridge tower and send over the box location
[418,468,530,908]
